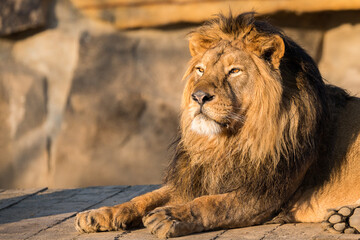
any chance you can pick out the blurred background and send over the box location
[0,0,359,189]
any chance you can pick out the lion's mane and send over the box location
[165,13,349,201]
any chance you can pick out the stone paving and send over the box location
[1,185,360,240]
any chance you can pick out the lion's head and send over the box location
[166,13,332,198]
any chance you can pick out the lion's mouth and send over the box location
[190,113,228,136]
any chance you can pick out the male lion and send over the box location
[75,13,360,238]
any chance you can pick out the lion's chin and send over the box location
[190,114,222,136]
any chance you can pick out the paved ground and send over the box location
[0,185,360,240]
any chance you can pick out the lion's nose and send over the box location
[191,90,214,105]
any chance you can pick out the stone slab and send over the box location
[0,188,47,210]
[315,233,360,240]
[319,23,360,95]
[70,0,360,29]
[263,223,323,240]
[1,186,360,240]
[0,0,48,36]
[0,186,130,239]
[218,224,280,240]
[26,185,159,240]
[52,29,188,188]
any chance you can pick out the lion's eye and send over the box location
[196,67,204,76]
[229,68,242,75]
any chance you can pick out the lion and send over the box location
[75,13,360,238]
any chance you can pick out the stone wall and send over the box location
[0,0,359,188]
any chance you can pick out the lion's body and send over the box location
[291,96,360,222]
[75,13,360,238]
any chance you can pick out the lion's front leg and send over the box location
[143,191,278,238]
[75,186,174,233]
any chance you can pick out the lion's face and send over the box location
[183,41,258,136]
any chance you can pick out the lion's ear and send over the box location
[188,34,213,57]
[189,40,204,57]
[250,34,285,69]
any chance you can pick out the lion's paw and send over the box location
[142,207,196,239]
[75,207,114,233]
[322,205,360,234]
[75,203,143,233]
[113,203,142,230]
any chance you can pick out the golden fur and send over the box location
[75,13,360,238]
